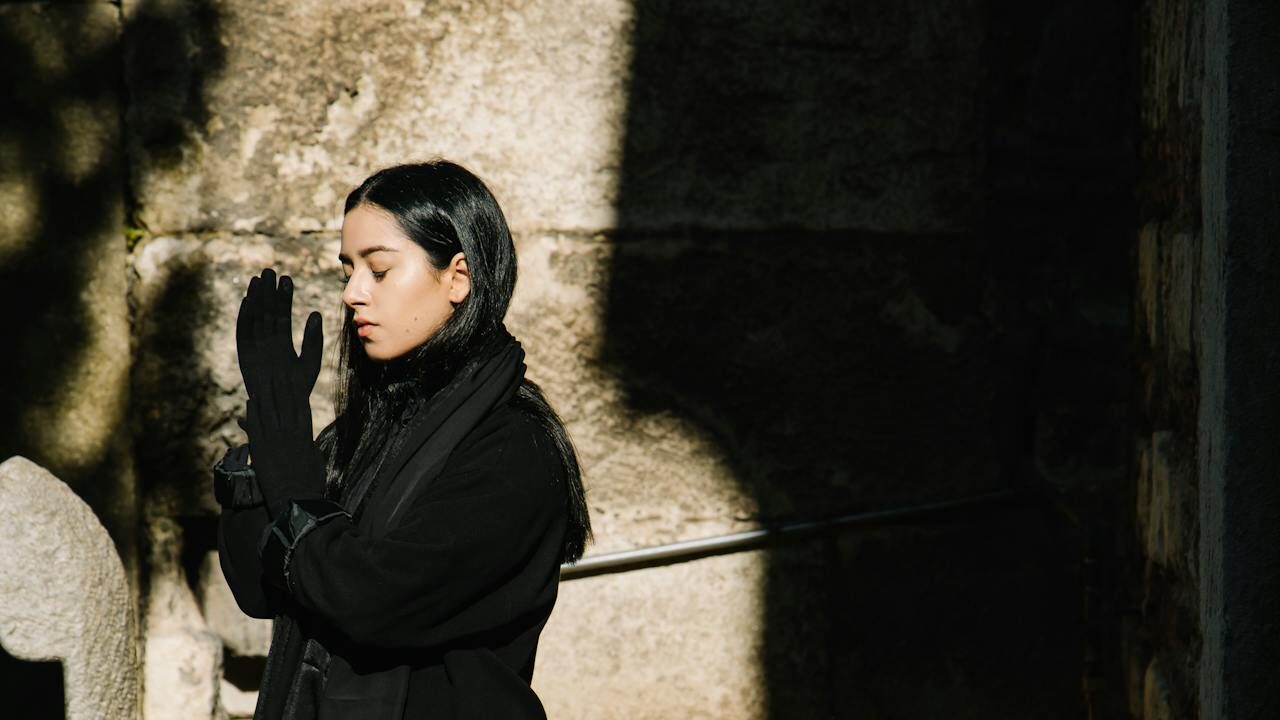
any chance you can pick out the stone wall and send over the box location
[2,1,1148,718]
[0,1,139,710]
[1131,1,1204,717]
[1129,2,1280,719]
[0,0,137,590]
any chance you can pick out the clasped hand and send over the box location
[235,268,326,516]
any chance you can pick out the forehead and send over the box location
[340,205,412,257]
[343,206,412,244]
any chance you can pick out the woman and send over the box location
[213,160,592,719]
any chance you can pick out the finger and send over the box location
[300,311,324,393]
[252,271,279,366]
[277,275,297,360]
[237,283,257,355]
[259,268,278,341]
[251,297,269,370]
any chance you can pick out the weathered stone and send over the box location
[1135,431,1195,572]
[0,456,137,720]
[143,518,224,720]
[0,0,137,581]
[124,0,982,236]
[1198,1,1280,716]
[536,551,768,719]
[124,0,635,235]
[615,0,983,233]
[199,551,272,657]
[144,630,224,720]
[1143,658,1175,720]
[1129,1,1205,717]
[218,677,258,719]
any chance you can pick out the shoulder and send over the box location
[441,399,563,494]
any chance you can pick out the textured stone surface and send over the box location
[1143,658,1175,720]
[124,0,636,235]
[0,456,137,720]
[1129,1,1205,717]
[615,0,983,233]
[199,551,271,658]
[0,0,138,582]
[537,551,768,719]
[143,518,225,720]
[123,0,983,237]
[1135,431,1195,572]
[1197,1,1280,717]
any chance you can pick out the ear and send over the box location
[447,252,470,304]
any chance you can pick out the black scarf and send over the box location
[256,325,527,720]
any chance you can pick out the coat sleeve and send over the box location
[258,415,566,651]
[218,503,277,619]
[216,422,339,619]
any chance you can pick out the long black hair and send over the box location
[320,160,592,563]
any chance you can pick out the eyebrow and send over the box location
[338,245,399,263]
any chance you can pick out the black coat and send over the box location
[218,395,568,718]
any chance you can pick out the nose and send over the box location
[341,273,368,310]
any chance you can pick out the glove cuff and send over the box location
[213,445,264,509]
[258,498,351,593]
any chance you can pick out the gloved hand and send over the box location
[237,267,323,402]
[235,268,326,517]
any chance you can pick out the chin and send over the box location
[364,345,413,364]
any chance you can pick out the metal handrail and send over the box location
[559,487,1037,581]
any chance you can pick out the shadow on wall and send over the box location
[0,0,225,708]
[605,0,1134,717]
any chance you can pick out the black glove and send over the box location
[235,268,326,517]
[236,268,323,403]
[243,376,327,517]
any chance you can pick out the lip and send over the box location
[353,317,376,338]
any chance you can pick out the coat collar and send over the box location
[350,333,526,538]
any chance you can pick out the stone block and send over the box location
[199,551,272,657]
[0,456,137,720]
[124,0,636,235]
[143,518,225,720]
[124,0,982,236]
[1142,657,1174,720]
[1136,431,1195,571]
[143,630,224,720]
[0,0,136,570]
[535,550,768,719]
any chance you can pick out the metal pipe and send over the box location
[559,487,1037,581]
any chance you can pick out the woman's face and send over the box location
[339,203,470,362]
